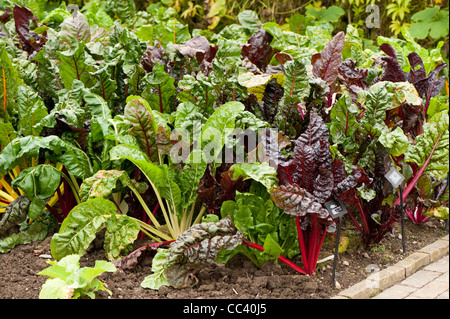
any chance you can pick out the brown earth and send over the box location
[0,217,447,300]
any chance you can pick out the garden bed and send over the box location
[0,218,446,299]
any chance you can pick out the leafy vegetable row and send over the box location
[0,3,448,291]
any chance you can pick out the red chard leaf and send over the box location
[311,31,345,86]
[241,28,274,72]
[13,5,47,57]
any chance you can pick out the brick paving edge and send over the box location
[331,234,449,299]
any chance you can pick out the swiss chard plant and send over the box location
[0,2,449,292]
[38,254,117,299]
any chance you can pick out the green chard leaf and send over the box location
[56,43,96,89]
[50,198,140,260]
[405,110,449,180]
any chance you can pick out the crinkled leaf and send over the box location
[0,47,23,122]
[141,63,176,114]
[270,184,335,233]
[230,162,278,190]
[0,136,92,178]
[196,164,246,214]
[0,196,31,237]
[379,127,410,157]
[405,110,449,180]
[0,211,57,253]
[238,10,261,33]
[124,95,159,159]
[79,170,131,202]
[105,0,136,22]
[56,42,96,89]
[163,217,243,288]
[16,85,48,137]
[201,101,245,161]
[13,5,47,56]
[50,198,139,260]
[175,36,218,75]
[338,59,368,102]
[11,164,66,219]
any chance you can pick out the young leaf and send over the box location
[59,11,91,49]
[141,63,176,114]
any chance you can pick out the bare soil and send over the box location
[0,217,447,299]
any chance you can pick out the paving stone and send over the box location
[372,284,416,299]
[436,291,449,299]
[406,280,449,299]
[423,255,449,273]
[435,272,449,283]
[330,295,348,299]
[366,266,405,290]
[400,270,442,288]
[338,281,378,299]
[395,252,430,276]
[418,240,449,262]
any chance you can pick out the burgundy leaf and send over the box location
[338,58,368,102]
[311,31,345,86]
[314,135,332,170]
[334,166,372,197]
[241,28,274,72]
[407,52,426,83]
[0,8,12,24]
[176,36,218,75]
[196,164,248,214]
[261,79,284,123]
[270,184,335,232]
[414,63,447,113]
[373,43,407,83]
[296,111,329,147]
[401,102,425,138]
[274,52,293,64]
[313,167,334,203]
[286,141,316,189]
[331,160,347,185]
[13,5,46,56]
[141,41,168,73]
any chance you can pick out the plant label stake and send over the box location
[325,197,348,287]
[385,167,406,254]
